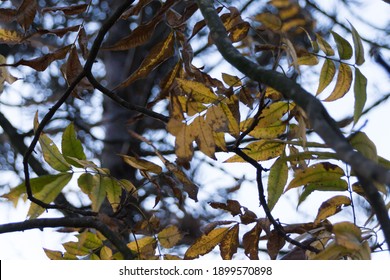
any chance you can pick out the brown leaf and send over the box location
[0,8,17,23]
[42,4,89,16]
[219,224,239,260]
[121,0,154,18]
[267,230,286,259]
[11,45,72,71]
[209,200,242,216]
[16,0,37,31]
[116,31,175,88]
[242,221,262,259]
[36,25,81,38]
[78,26,89,59]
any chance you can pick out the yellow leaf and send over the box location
[102,176,122,212]
[222,73,242,87]
[117,32,175,88]
[127,236,156,259]
[324,63,352,102]
[267,154,288,211]
[206,105,229,132]
[100,246,113,260]
[213,132,227,151]
[192,116,216,159]
[258,101,294,127]
[157,225,182,249]
[176,78,218,103]
[224,140,285,163]
[228,21,250,42]
[296,53,319,65]
[0,28,23,44]
[286,162,345,191]
[255,13,282,31]
[248,121,286,139]
[219,99,240,137]
[121,155,162,174]
[316,59,336,95]
[63,241,90,256]
[281,18,306,32]
[313,195,351,225]
[219,224,239,260]
[184,227,229,259]
[316,33,335,56]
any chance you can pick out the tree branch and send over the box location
[0,217,135,259]
[196,0,390,249]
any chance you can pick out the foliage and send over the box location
[0,0,389,260]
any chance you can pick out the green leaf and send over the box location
[349,132,377,162]
[353,68,367,125]
[286,162,345,191]
[62,122,86,167]
[348,21,365,65]
[78,173,107,212]
[27,172,73,218]
[317,59,336,95]
[331,31,353,60]
[324,63,352,102]
[316,33,335,56]
[267,154,288,211]
[33,112,71,172]
[298,180,349,206]
[102,176,122,212]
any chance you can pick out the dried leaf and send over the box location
[219,224,239,260]
[176,78,218,103]
[242,222,262,259]
[313,195,351,225]
[222,73,242,87]
[157,225,182,249]
[296,53,319,65]
[184,227,229,259]
[16,0,37,31]
[36,25,81,38]
[209,200,242,216]
[255,13,282,31]
[117,32,175,88]
[324,63,352,102]
[0,28,24,44]
[42,4,89,15]
[122,155,163,174]
[267,230,286,259]
[192,116,216,159]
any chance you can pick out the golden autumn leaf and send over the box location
[176,78,218,103]
[219,99,240,137]
[219,224,239,260]
[316,59,336,95]
[324,63,352,102]
[0,28,24,44]
[349,132,377,162]
[281,18,306,32]
[127,236,157,259]
[116,32,175,88]
[121,155,163,174]
[316,33,335,56]
[228,21,250,42]
[192,116,216,159]
[313,195,351,225]
[184,227,229,259]
[222,72,242,87]
[157,225,182,249]
[206,105,229,132]
[255,13,282,31]
[224,140,285,163]
[296,53,319,65]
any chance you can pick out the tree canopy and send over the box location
[0,0,389,260]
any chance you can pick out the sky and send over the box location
[0,0,389,260]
